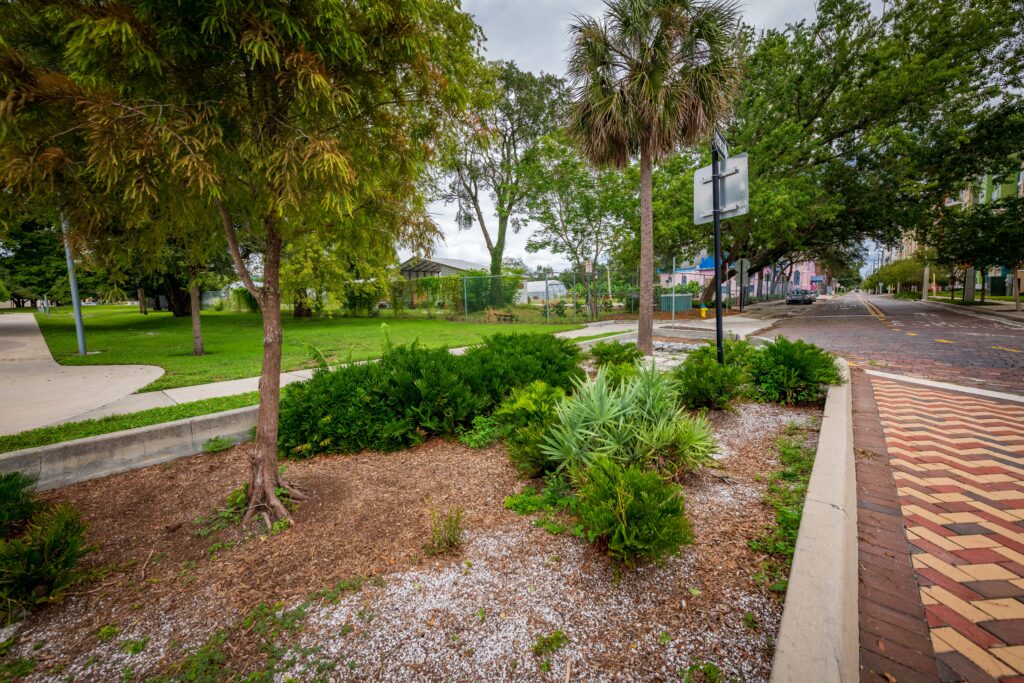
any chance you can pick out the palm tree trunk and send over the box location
[637,146,654,355]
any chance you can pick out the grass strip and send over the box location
[0,393,259,454]
[749,428,816,592]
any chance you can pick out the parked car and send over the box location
[786,289,813,305]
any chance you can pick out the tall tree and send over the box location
[567,0,743,353]
[440,60,568,278]
[522,133,630,316]
[1,0,480,523]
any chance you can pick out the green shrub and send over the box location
[503,474,576,515]
[460,333,583,404]
[458,414,502,448]
[1,502,92,622]
[748,336,842,404]
[542,366,717,477]
[684,338,757,368]
[672,353,748,410]
[202,436,234,453]
[279,334,581,458]
[574,456,693,567]
[0,472,39,537]
[492,381,565,478]
[589,340,642,367]
[602,361,638,389]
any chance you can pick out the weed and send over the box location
[424,506,463,556]
[476,607,486,623]
[193,484,247,538]
[340,624,354,636]
[458,414,502,448]
[97,624,119,643]
[269,519,290,536]
[658,631,672,645]
[202,436,234,453]
[682,660,725,682]
[122,636,149,655]
[311,576,368,604]
[743,612,758,629]
[121,664,135,681]
[688,587,702,597]
[0,655,36,679]
[531,629,569,657]
[533,515,569,535]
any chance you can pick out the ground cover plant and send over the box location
[588,339,642,367]
[747,337,843,404]
[0,472,92,623]
[750,428,817,592]
[34,307,580,391]
[0,393,259,454]
[277,333,583,458]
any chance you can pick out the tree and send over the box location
[439,61,568,280]
[0,221,68,307]
[522,133,629,316]
[567,0,742,353]
[1,0,480,523]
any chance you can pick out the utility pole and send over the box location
[61,215,87,356]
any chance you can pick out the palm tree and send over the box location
[567,0,742,354]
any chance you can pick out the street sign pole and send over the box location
[711,140,725,365]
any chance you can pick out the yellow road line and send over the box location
[992,346,1021,353]
[906,332,918,336]
[935,339,954,344]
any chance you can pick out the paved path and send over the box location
[773,295,1024,682]
[0,314,164,436]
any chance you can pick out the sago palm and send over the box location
[567,0,742,354]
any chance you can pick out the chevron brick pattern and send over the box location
[873,377,1024,682]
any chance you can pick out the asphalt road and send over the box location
[765,294,1024,395]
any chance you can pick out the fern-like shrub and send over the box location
[671,353,748,410]
[491,381,565,478]
[574,456,693,567]
[589,340,642,367]
[748,336,843,404]
[0,473,92,622]
[542,366,717,478]
[278,334,582,458]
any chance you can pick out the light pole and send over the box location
[61,215,87,356]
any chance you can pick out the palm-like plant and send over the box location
[567,0,742,354]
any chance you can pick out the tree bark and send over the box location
[189,277,204,356]
[637,146,654,355]
[138,288,148,315]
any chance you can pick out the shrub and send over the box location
[684,338,757,368]
[672,353,748,410]
[542,366,717,477]
[748,336,843,404]
[0,472,39,537]
[424,506,463,556]
[1,498,93,622]
[202,436,235,453]
[458,414,502,448]
[589,340,642,367]
[278,334,582,458]
[574,456,693,567]
[492,381,565,478]
[602,361,638,389]
[460,333,583,404]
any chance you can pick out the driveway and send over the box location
[0,313,164,436]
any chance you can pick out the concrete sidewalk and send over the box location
[0,313,164,436]
[56,321,639,425]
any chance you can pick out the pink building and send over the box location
[658,257,826,298]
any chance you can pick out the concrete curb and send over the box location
[0,406,257,491]
[770,358,857,683]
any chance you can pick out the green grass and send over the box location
[0,393,259,454]
[929,290,1017,304]
[35,306,580,392]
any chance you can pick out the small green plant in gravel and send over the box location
[424,506,464,556]
[122,637,149,655]
[589,340,642,367]
[743,612,758,629]
[682,660,726,682]
[97,625,119,643]
[202,436,235,453]
[750,435,816,591]
[193,484,248,538]
[532,628,569,671]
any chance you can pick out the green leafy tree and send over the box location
[1,0,480,523]
[439,61,568,279]
[567,0,743,353]
[0,221,68,307]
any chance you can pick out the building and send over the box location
[518,280,567,303]
[658,255,827,299]
[398,256,487,282]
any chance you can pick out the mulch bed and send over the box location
[9,402,821,682]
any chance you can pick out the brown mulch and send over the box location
[10,401,822,682]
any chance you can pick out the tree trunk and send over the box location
[138,288,148,315]
[189,277,204,356]
[163,276,191,317]
[1015,262,1022,312]
[637,147,654,355]
[243,226,302,526]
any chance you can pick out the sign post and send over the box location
[736,257,750,311]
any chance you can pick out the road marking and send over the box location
[863,369,1024,403]
[906,332,918,336]
[935,339,954,344]
[992,346,1021,353]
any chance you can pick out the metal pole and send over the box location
[462,276,468,321]
[61,215,87,356]
[711,145,725,365]
[545,280,550,322]
[671,257,676,324]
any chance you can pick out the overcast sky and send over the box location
[407,0,833,271]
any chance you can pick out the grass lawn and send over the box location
[35,306,581,392]
[929,290,1018,304]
